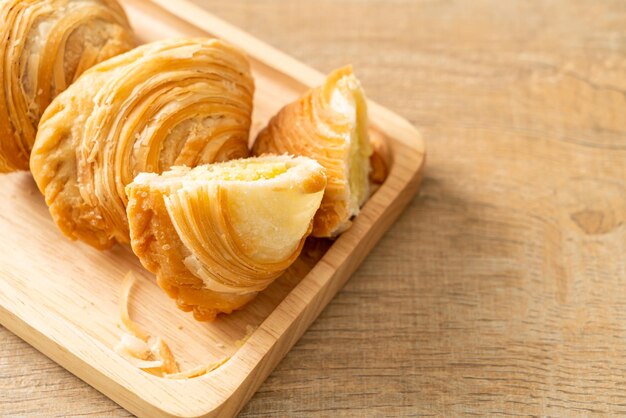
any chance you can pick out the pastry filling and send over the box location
[331,75,372,216]
[195,161,288,182]
[142,160,290,185]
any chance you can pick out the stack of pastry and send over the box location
[3,1,388,321]
[30,38,254,249]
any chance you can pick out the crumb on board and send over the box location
[114,271,231,379]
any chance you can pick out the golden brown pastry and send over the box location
[126,155,327,321]
[0,0,135,172]
[252,66,372,238]
[30,38,254,249]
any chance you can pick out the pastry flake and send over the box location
[252,66,372,238]
[30,38,254,249]
[0,0,135,172]
[125,155,327,321]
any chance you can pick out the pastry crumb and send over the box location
[115,271,230,379]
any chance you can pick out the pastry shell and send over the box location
[252,66,372,238]
[125,155,327,321]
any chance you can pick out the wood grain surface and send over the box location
[3,0,626,416]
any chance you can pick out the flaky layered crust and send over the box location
[126,155,326,321]
[0,0,135,172]
[252,66,371,238]
[31,38,254,249]
[126,180,258,321]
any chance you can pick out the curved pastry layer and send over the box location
[252,66,372,238]
[0,0,135,172]
[126,155,327,321]
[31,38,254,249]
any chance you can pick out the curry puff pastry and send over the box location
[0,0,135,172]
[31,38,254,249]
[253,66,372,238]
[126,155,326,321]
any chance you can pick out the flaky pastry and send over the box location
[125,155,327,321]
[30,38,254,249]
[0,0,135,172]
[252,66,372,237]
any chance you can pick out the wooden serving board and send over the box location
[0,1,424,417]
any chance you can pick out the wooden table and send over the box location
[3,0,626,416]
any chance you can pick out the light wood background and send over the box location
[3,0,626,416]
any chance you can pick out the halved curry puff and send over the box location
[125,155,326,321]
